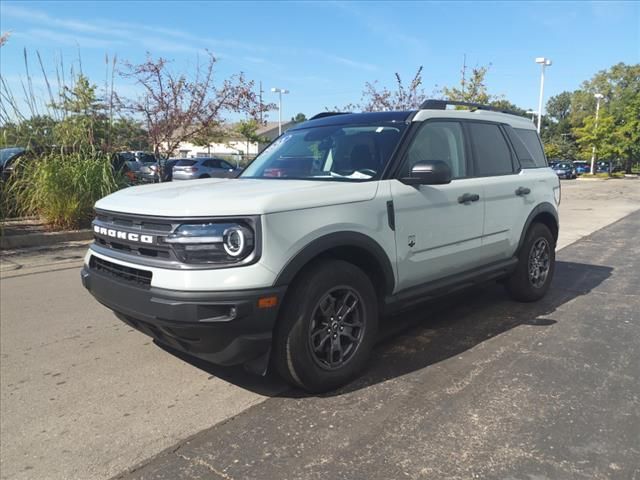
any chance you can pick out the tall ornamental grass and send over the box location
[6,150,125,230]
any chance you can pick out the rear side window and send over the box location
[468,123,514,176]
[176,160,196,166]
[514,128,547,167]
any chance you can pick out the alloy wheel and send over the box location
[308,287,365,370]
[528,238,550,288]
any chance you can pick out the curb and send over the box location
[0,229,93,250]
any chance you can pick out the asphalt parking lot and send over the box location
[1,179,639,480]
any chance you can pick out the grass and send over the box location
[3,150,126,230]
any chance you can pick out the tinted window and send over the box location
[514,128,547,167]
[220,161,234,169]
[469,123,514,176]
[403,121,467,178]
[176,160,196,166]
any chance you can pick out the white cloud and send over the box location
[16,29,125,49]
[1,3,381,72]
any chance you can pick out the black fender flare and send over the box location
[517,202,559,252]
[273,231,396,295]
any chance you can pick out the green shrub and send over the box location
[6,150,126,230]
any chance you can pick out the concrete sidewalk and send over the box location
[116,212,640,480]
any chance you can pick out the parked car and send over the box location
[573,161,590,175]
[595,160,622,174]
[553,161,576,179]
[137,162,160,183]
[83,99,559,392]
[0,147,26,181]
[172,157,242,180]
[116,151,158,182]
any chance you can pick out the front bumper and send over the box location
[81,265,286,366]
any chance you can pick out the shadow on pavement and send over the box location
[158,260,612,397]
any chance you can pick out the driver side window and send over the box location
[402,121,467,179]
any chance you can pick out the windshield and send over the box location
[241,123,407,181]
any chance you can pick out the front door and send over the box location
[390,120,486,292]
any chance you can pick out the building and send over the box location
[171,121,295,163]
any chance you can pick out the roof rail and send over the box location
[309,111,351,120]
[419,99,523,117]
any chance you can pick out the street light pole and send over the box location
[271,87,289,135]
[535,57,552,133]
[590,93,604,175]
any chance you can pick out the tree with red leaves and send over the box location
[119,52,274,158]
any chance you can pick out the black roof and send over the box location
[289,111,414,130]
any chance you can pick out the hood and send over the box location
[95,178,380,217]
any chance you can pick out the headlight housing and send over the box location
[164,219,257,265]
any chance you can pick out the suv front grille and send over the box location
[93,210,177,262]
[90,256,152,287]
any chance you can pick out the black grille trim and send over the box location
[90,256,152,287]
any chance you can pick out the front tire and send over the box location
[505,223,555,302]
[273,259,378,393]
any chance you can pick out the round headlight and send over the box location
[223,227,246,257]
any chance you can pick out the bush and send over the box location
[5,150,126,230]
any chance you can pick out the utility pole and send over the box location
[259,81,264,125]
[461,54,467,97]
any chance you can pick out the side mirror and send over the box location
[401,161,452,186]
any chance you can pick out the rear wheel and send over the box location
[505,222,555,302]
[199,174,210,179]
[273,259,378,393]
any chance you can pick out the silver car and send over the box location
[172,158,241,181]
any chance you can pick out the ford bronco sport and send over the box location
[82,100,560,392]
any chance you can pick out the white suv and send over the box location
[82,100,560,392]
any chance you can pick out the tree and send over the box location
[546,91,573,122]
[571,63,640,172]
[489,99,527,116]
[441,64,494,104]
[618,95,640,173]
[574,112,621,161]
[291,113,307,123]
[190,121,228,155]
[53,74,109,150]
[333,66,429,112]
[109,117,149,151]
[0,115,56,149]
[0,32,10,47]
[119,53,274,158]
[236,119,268,156]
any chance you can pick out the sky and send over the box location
[1,0,639,121]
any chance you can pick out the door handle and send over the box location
[515,186,531,196]
[458,193,480,204]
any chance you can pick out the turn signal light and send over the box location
[258,296,278,309]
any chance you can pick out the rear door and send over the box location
[467,122,536,262]
[390,120,487,291]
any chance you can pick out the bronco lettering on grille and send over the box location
[94,225,154,244]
